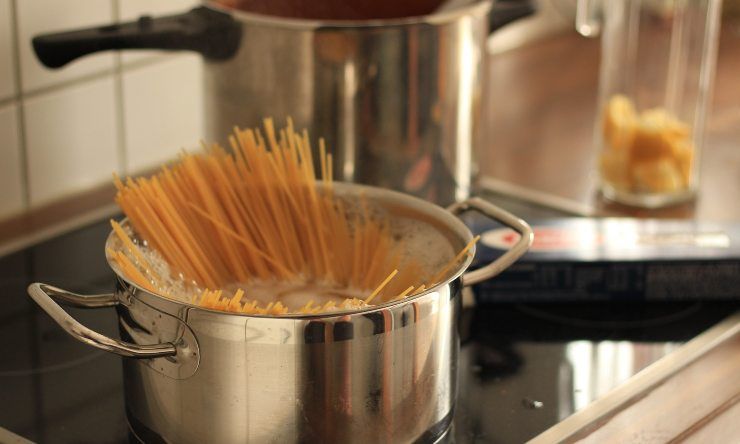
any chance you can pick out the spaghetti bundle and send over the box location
[109,118,478,314]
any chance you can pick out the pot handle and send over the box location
[32,6,241,69]
[447,197,533,287]
[27,283,177,358]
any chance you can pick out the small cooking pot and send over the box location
[32,0,533,206]
[28,183,531,443]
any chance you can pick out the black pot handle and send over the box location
[33,6,241,69]
[489,0,535,33]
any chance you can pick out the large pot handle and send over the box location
[33,6,240,69]
[448,197,533,287]
[27,283,177,358]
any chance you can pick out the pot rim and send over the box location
[205,0,492,30]
[107,182,475,319]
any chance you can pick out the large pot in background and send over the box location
[32,0,533,206]
[28,183,532,443]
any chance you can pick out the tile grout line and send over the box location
[9,0,30,209]
[0,53,174,109]
[112,0,128,176]
[1,1,183,220]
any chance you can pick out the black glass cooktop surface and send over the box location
[0,217,736,443]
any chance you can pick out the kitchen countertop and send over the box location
[531,312,740,443]
[480,19,740,220]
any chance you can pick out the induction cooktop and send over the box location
[0,216,736,443]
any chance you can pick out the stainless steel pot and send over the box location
[28,184,532,444]
[32,1,533,206]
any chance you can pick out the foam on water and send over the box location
[338,192,458,277]
[223,280,368,311]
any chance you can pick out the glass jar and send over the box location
[577,0,722,208]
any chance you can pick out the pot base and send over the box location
[126,405,456,444]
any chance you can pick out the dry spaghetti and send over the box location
[108,118,476,315]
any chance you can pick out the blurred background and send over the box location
[0,0,201,219]
[0,0,738,223]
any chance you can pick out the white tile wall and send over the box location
[118,0,198,64]
[0,0,206,222]
[0,0,16,100]
[16,0,114,92]
[123,55,203,173]
[0,104,24,218]
[25,77,119,206]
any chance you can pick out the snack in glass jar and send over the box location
[599,94,694,195]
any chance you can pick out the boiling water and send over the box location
[108,195,459,312]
